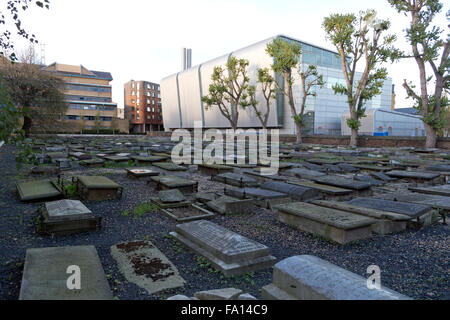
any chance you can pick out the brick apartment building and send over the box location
[42,62,128,133]
[124,80,163,133]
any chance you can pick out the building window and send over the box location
[147,107,150,112]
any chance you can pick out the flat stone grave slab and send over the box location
[307,158,340,165]
[76,176,122,201]
[354,174,384,186]
[378,191,450,211]
[312,176,372,191]
[261,255,411,300]
[206,195,255,215]
[79,158,105,167]
[347,197,432,218]
[289,181,353,195]
[212,172,259,187]
[351,164,392,172]
[337,163,359,173]
[126,168,160,178]
[17,179,63,202]
[241,170,289,183]
[116,153,131,157]
[70,152,92,160]
[282,168,326,180]
[103,155,129,162]
[425,164,450,172]
[311,200,409,235]
[198,164,234,176]
[47,152,67,163]
[159,189,186,203]
[369,172,396,182]
[39,200,101,235]
[111,241,185,295]
[224,187,291,209]
[274,202,375,244]
[170,220,276,276]
[323,163,343,173]
[159,203,215,222]
[409,184,450,197]
[19,245,113,300]
[130,155,168,163]
[30,166,61,175]
[300,162,326,172]
[153,162,188,171]
[150,175,198,194]
[261,181,319,201]
[385,170,441,180]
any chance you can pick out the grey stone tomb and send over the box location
[170,220,276,276]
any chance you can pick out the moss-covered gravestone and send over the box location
[76,176,122,201]
[150,175,198,194]
[17,180,63,202]
[153,162,188,171]
[38,199,101,235]
[79,158,105,168]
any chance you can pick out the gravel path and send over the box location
[0,144,449,300]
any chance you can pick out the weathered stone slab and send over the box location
[39,200,101,235]
[312,176,371,190]
[347,197,432,218]
[104,155,129,162]
[409,184,450,197]
[337,163,359,173]
[261,181,319,201]
[351,164,392,172]
[206,195,255,215]
[153,162,187,171]
[31,166,61,175]
[76,176,121,201]
[17,180,63,202]
[276,202,376,232]
[289,181,353,195]
[378,192,450,211]
[130,155,168,163]
[159,204,215,222]
[323,163,344,173]
[126,168,160,178]
[158,189,186,203]
[300,162,326,172]
[195,288,243,300]
[311,200,409,235]
[111,241,185,295]
[274,202,375,244]
[425,164,450,172]
[198,164,234,176]
[170,220,276,276]
[369,172,396,182]
[282,168,326,180]
[79,158,105,167]
[224,187,291,209]
[212,172,259,187]
[70,152,92,160]
[261,255,411,300]
[150,175,198,194]
[385,170,441,180]
[20,245,113,300]
[354,175,384,186]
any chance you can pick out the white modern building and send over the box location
[342,109,426,137]
[161,35,394,135]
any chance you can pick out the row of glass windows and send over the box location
[66,84,112,93]
[69,104,116,111]
[67,115,113,121]
[66,95,112,103]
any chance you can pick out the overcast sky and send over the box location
[7,0,449,109]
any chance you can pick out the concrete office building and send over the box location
[41,63,128,132]
[124,80,163,133]
[161,35,394,135]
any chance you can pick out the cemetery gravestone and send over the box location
[19,246,113,300]
[170,220,276,276]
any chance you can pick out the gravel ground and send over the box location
[0,143,449,300]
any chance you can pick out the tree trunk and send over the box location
[424,123,437,148]
[296,122,302,144]
[349,128,358,147]
[22,115,32,137]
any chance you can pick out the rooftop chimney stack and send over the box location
[182,48,192,70]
